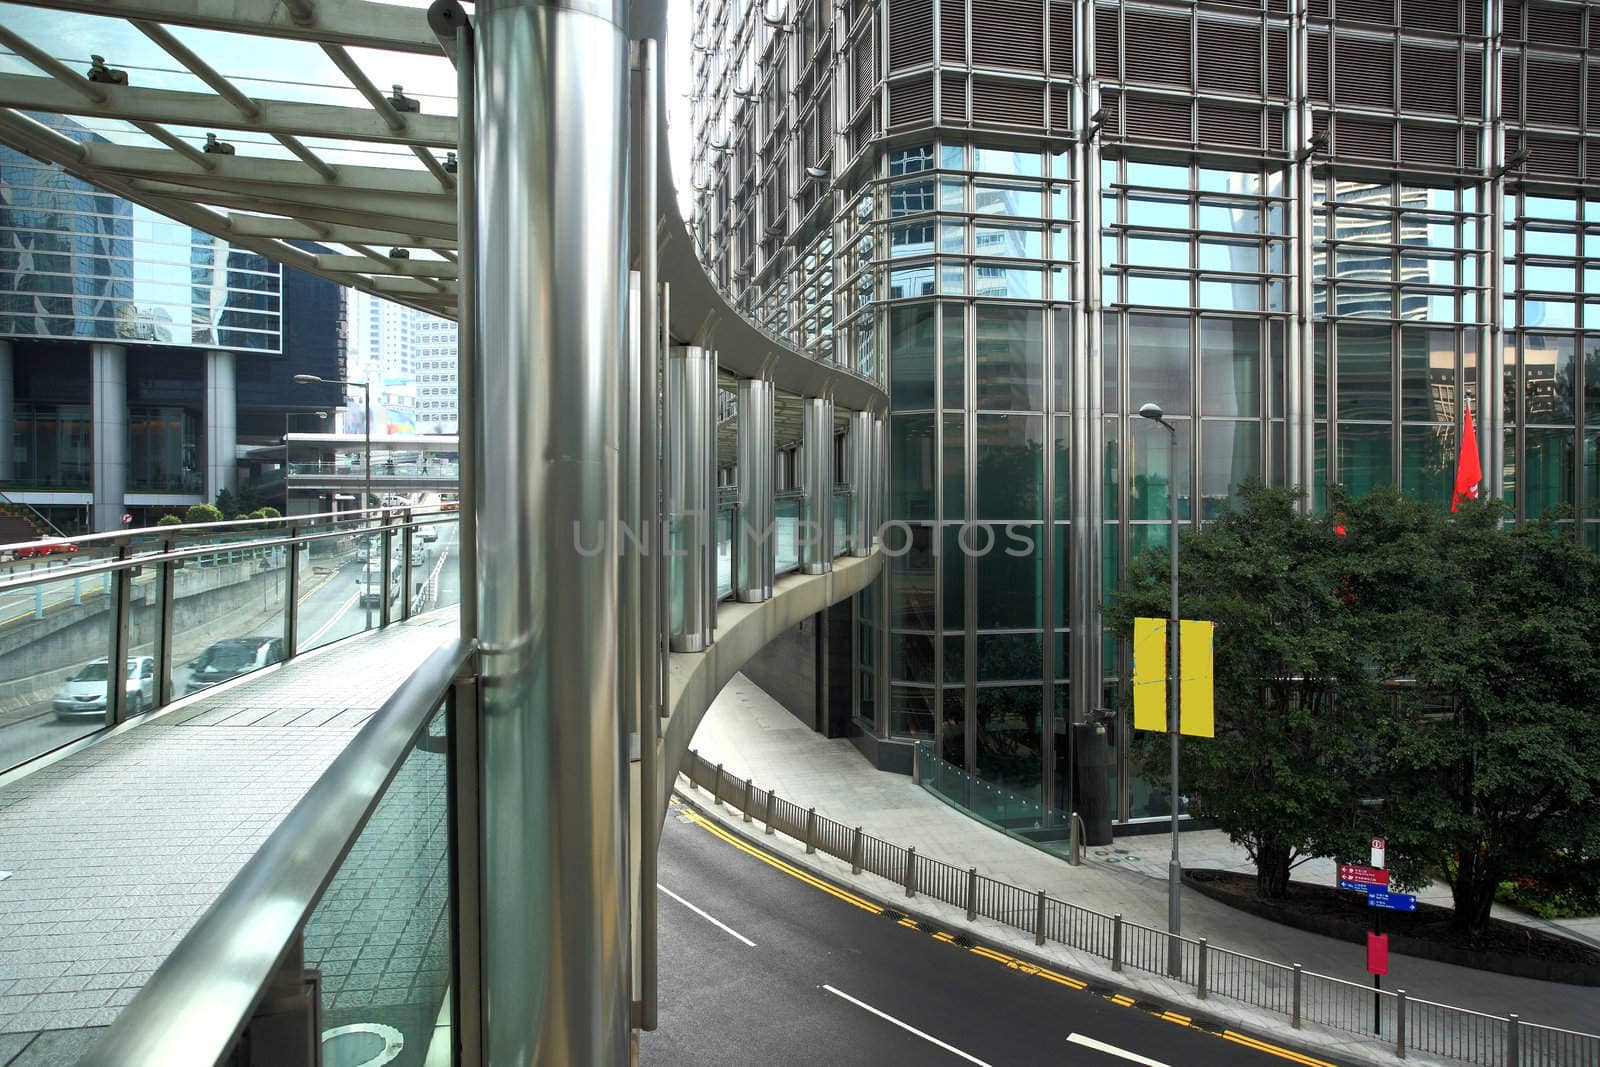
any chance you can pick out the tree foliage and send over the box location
[184,503,224,524]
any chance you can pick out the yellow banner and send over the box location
[1132,617,1168,732]
[1179,619,1216,738]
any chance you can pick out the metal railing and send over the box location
[0,505,462,775]
[78,637,475,1067]
[681,750,1600,1067]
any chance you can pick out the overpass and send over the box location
[0,1,887,1064]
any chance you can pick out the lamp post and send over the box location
[293,375,370,517]
[1139,400,1183,977]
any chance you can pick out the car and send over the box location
[15,541,79,560]
[184,637,285,695]
[410,542,427,567]
[421,526,439,543]
[358,560,402,607]
[52,656,156,718]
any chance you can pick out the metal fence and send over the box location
[680,749,1600,1067]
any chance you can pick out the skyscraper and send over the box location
[689,0,1600,825]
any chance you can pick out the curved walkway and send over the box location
[684,673,1600,1061]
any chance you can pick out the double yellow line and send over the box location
[679,800,1339,1067]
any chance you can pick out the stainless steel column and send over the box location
[872,412,886,548]
[0,340,13,481]
[848,410,872,557]
[476,0,630,1061]
[667,345,714,652]
[204,350,238,504]
[736,377,774,601]
[90,343,126,532]
[1484,0,1506,499]
[801,396,834,573]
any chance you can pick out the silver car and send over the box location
[52,656,156,718]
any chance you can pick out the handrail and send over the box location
[0,502,459,555]
[79,637,474,1067]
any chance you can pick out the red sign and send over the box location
[1367,932,1389,975]
[1339,864,1390,887]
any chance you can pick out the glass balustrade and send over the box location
[774,494,802,574]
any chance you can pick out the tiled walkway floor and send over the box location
[685,672,1600,1055]
[0,609,455,1063]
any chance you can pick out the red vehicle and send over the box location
[13,541,79,559]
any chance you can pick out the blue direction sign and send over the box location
[1366,888,1417,912]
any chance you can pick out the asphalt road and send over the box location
[0,525,461,771]
[642,800,1344,1067]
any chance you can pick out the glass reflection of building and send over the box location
[691,0,1598,826]
[0,114,344,533]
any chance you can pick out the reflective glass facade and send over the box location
[691,0,1600,822]
[1,115,282,352]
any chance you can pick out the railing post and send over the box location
[1196,938,1208,999]
[283,530,300,657]
[1506,1013,1520,1067]
[400,510,414,621]
[713,762,724,806]
[156,540,176,708]
[1395,989,1406,1059]
[1112,913,1123,971]
[1069,810,1082,866]
[1291,964,1303,1028]
[764,790,777,834]
[965,867,978,920]
[904,847,917,897]
[912,743,921,785]
[851,826,863,874]
[107,547,131,725]
[1034,890,1047,946]
[804,807,817,853]
[741,778,753,821]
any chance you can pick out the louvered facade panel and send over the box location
[1503,53,1523,122]
[1587,140,1600,179]
[1101,91,1125,136]
[1527,136,1583,177]
[889,0,935,71]
[1125,93,1194,141]
[1096,7,1121,79]
[852,112,877,154]
[1197,19,1262,95]
[852,37,876,112]
[1591,65,1600,133]
[1526,4,1582,47]
[1125,9,1192,87]
[1463,50,1484,118]
[1048,0,1075,76]
[1464,0,1483,35]
[1462,126,1481,167]
[973,0,1046,68]
[1398,122,1457,167]
[890,76,936,125]
[970,78,1046,125]
[1266,109,1285,152]
[1308,32,1332,103]
[1336,115,1395,159]
[1527,59,1580,128]
[1400,44,1458,116]
[1335,0,1395,25]
[941,74,969,120]
[1309,0,1331,17]
[1504,0,1524,40]
[819,87,834,152]
[1336,35,1395,109]
[1050,82,1072,130]
[1267,28,1289,96]
[939,0,967,63]
[1399,0,1457,33]
[1198,99,1263,147]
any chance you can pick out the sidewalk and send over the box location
[684,673,1600,1058]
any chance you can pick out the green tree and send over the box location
[184,503,224,524]
[215,484,263,519]
[155,514,182,527]
[1108,482,1392,898]
[1359,494,1600,937]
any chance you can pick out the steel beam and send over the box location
[224,215,455,249]
[314,254,459,279]
[14,0,441,54]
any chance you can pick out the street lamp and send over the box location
[1139,400,1184,976]
[283,411,329,515]
[293,375,371,518]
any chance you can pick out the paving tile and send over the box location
[0,1032,35,1065]
[5,1026,106,1065]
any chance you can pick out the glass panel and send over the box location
[1198,279,1261,311]
[891,413,936,520]
[1336,323,1393,420]
[307,705,450,1067]
[1127,195,1188,228]
[974,524,1042,629]
[775,496,802,573]
[1522,332,1576,425]
[974,685,1043,798]
[890,524,934,628]
[890,685,936,738]
[1130,418,1191,520]
[942,524,966,631]
[1200,318,1261,416]
[890,220,936,258]
[1524,428,1576,518]
[1127,235,1190,269]
[1401,425,1454,506]
[1199,200,1262,234]
[1200,420,1260,517]
[944,637,965,684]
[1127,313,1191,415]
[1126,273,1190,307]
[940,688,965,765]
[716,507,733,598]
[975,632,1043,682]
[892,633,937,682]
[974,182,1044,217]
[943,303,965,409]
[0,566,116,769]
[974,305,1044,410]
[890,303,937,410]
[1401,328,1457,424]
[942,414,965,520]
[974,224,1044,258]
[973,264,1044,299]
[975,415,1045,519]
[1054,417,1071,520]
[1336,424,1394,496]
[974,145,1042,176]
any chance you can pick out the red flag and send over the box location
[1453,402,1482,512]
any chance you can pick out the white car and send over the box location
[410,542,427,567]
[52,656,156,718]
[421,526,440,543]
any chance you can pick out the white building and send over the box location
[345,291,458,434]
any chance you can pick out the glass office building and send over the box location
[689,0,1600,823]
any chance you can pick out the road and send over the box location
[0,524,461,771]
[642,800,1345,1067]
